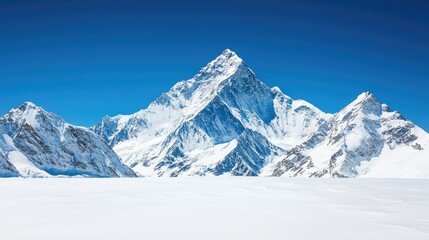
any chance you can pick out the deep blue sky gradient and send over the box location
[1,0,428,130]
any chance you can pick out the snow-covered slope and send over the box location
[0,102,135,177]
[272,93,429,178]
[92,49,429,178]
[357,104,429,178]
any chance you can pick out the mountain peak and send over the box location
[19,101,38,111]
[339,91,381,117]
[12,102,44,116]
[220,48,238,58]
[350,91,379,107]
[2,101,67,130]
[357,91,375,100]
[211,48,243,67]
[194,49,244,82]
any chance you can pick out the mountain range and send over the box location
[1,49,428,177]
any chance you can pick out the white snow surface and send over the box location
[0,178,428,240]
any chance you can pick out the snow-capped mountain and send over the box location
[90,49,329,177]
[272,92,429,178]
[1,49,427,178]
[92,49,429,178]
[0,102,135,177]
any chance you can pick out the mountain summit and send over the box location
[92,49,429,178]
[193,48,244,82]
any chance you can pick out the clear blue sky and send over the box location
[1,0,428,130]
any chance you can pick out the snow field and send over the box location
[0,177,428,240]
